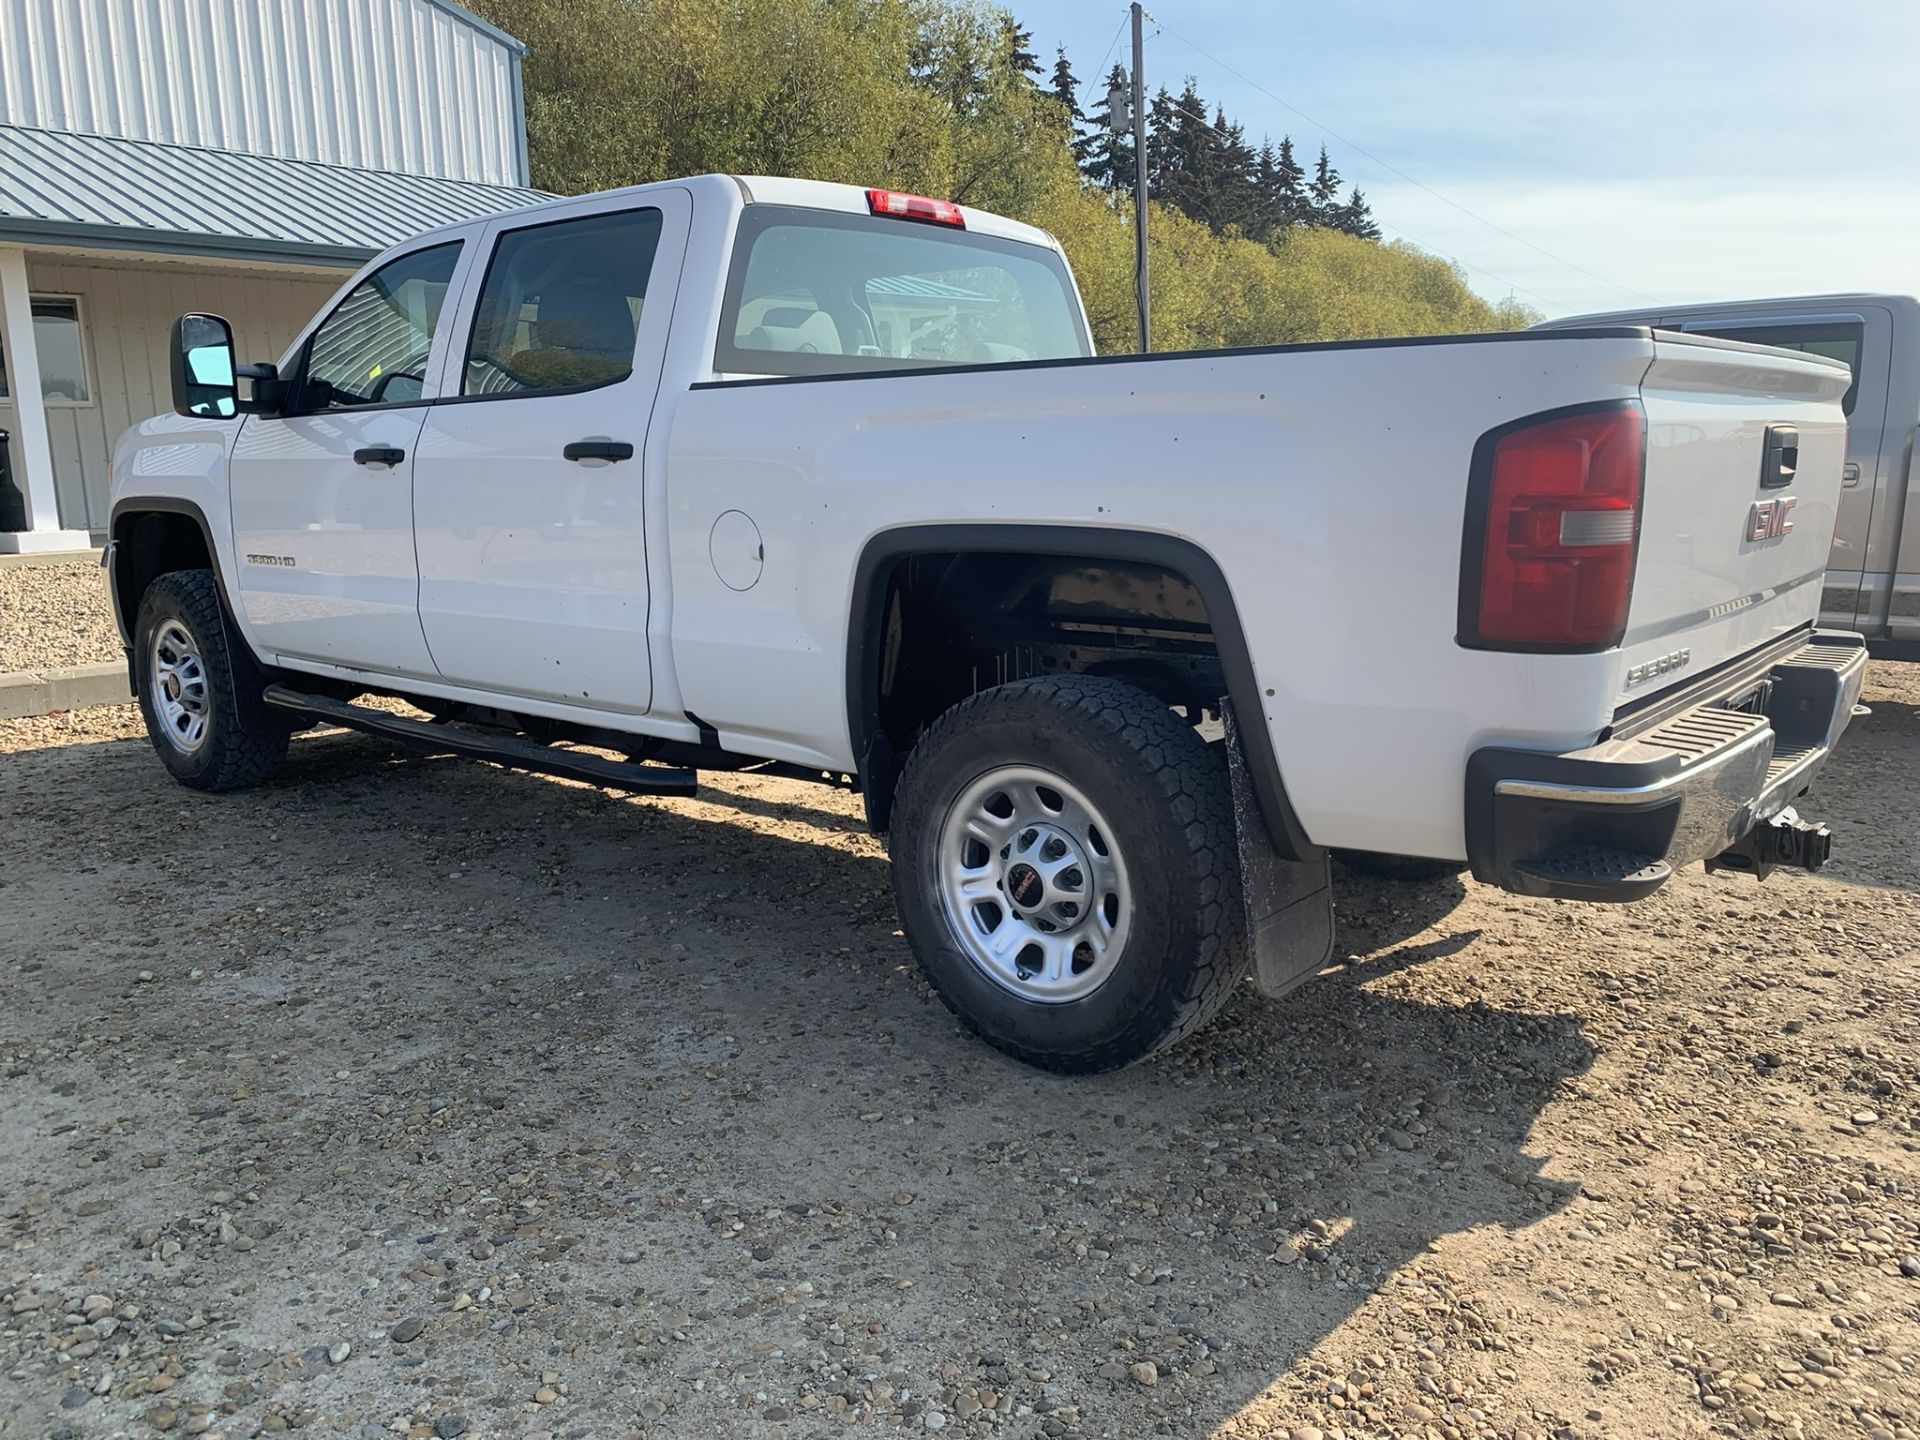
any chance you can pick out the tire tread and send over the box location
[895,674,1247,1072]
[136,569,288,792]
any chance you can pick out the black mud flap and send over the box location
[1222,700,1335,999]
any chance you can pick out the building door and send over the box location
[229,240,467,677]
[411,189,689,713]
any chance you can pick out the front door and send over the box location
[229,240,468,677]
[411,190,689,713]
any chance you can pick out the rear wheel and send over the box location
[134,569,289,791]
[890,675,1247,1073]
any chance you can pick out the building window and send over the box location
[0,296,92,405]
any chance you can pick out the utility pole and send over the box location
[1129,2,1150,352]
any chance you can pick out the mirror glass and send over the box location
[178,314,237,418]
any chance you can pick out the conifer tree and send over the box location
[1079,62,1134,189]
[1048,48,1079,116]
[1000,17,1041,82]
[1334,185,1381,240]
[1309,145,1342,217]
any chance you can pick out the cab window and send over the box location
[716,206,1090,378]
[298,242,462,411]
[462,208,663,397]
[1688,321,1864,415]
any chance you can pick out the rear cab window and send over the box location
[715,206,1090,378]
[1683,321,1864,415]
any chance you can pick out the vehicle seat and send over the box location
[507,278,637,388]
[745,307,843,355]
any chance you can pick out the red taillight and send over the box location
[1461,403,1645,651]
[865,188,966,228]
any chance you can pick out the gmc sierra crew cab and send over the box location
[106,175,1868,1072]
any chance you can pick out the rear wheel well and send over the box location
[858,547,1228,829]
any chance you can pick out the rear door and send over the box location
[1675,308,1893,628]
[411,188,689,713]
[1618,332,1853,698]
[229,239,468,677]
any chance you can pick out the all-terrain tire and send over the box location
[133,568,290,792]
[1332,850,1469,882]
[890,675,1248,1073]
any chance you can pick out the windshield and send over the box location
[716,205,1090,378]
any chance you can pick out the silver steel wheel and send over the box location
[149,618,211,754]
[936,765,1133,1004]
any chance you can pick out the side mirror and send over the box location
[170,313,239,419]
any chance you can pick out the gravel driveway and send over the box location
[2,664,1916,1440]
[0,558,119,673]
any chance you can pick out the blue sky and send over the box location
[1013,0,1920,317]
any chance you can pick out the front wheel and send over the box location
[890,675,1248,1073]
[134,569,289,791]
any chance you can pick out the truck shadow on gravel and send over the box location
[2,726,1597,1439]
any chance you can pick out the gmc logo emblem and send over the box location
[1746,496,1796,542]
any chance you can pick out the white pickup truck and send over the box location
[107,175,1867,1072]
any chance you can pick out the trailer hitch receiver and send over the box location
[1705,806,1832,881]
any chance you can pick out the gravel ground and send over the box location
[0,558,120,673]
[1,663,1916,1440]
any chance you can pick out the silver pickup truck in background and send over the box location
[1542,294,1920,647]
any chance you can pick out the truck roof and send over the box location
[400,172,1064,254]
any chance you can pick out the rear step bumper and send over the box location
[1466,630,1867,901]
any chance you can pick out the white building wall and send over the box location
[0,254,341,530]
[0,0,526,186]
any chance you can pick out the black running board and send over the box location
[262,685,698,797]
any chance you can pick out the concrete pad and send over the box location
[0,660,130,719]
[0,545,102,569]
[0,529,93,555]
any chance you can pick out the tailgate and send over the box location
[1620,334,1851,697]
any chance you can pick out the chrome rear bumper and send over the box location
[1467,630,1867,901]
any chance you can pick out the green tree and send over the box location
[1308,144,1341,216]
[1047,47,1079,117]
[1076,62,1132,188]
[1000,16,1041,82]
[1331,185,1381,241]
[466,0,1540,356]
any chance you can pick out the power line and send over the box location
[1094,11,1129,77]
[1153,20,1660,307]
[1155,95,1578,315]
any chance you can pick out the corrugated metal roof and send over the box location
[867,275,993,301]
[0,123,548,266]
[0,0,530,186]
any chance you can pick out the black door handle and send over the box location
[563,439,634,463]
[353,446,405,467]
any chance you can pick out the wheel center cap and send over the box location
[163,673,182,702]
[1006,862,1044,911]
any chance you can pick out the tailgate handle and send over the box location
[1760,425,1798,489]
[1843,462,1862,488]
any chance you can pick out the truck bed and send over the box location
[665,324,1850,860]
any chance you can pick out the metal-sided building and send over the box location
[0,0,546,551]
